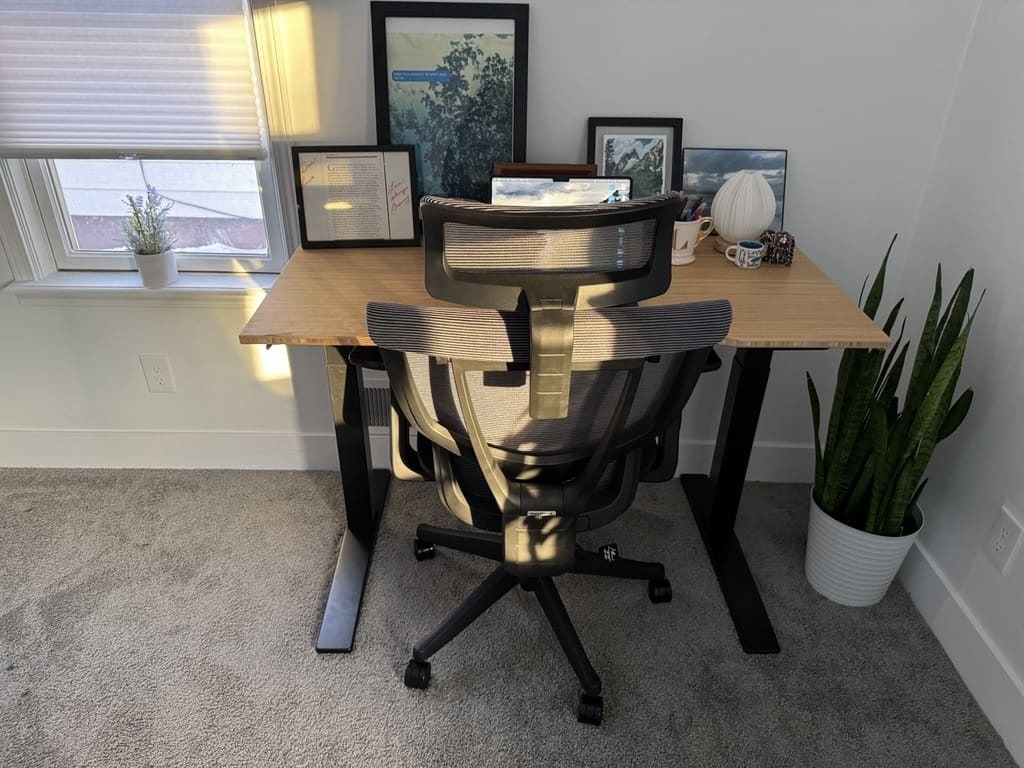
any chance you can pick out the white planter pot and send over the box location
[134,250,178,288]
[804,494,922,607]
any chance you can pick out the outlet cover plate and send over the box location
[985,503,1023,574]
[139,353,176,393]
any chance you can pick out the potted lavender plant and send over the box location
[123,185,177,288]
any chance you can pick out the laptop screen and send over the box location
[490,176,632,206]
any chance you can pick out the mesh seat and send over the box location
[368,193,731,725]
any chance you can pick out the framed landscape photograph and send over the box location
[586,117,683,198]
[291,145,419,249]
[370,2,529,202]
[682,148,788,230]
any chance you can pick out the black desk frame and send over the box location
[316,346,390,652]
[315,343,781,655]
[680,347,779,654]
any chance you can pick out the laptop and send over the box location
[490,176,632,206]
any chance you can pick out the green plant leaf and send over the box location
[845,454,875,528]
[933,269,974,366]
[889,316,973,521]
[861,235,896,321]
[904,266,943,411]
[879,451,917,535]
[876,341,909,408]
[938,388,973,441]
[820,348,884,512]
[823,242,895,476]
[864,401,890,533]
[875,317,906,398]
[880,298,905,336]
[835,437,877,523]
[807,373,825,493]
[823,347,856,472]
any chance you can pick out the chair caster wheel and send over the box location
[520,580,534,592]
[413,539,435,561]
[404,659,431,689]
[597,543,619,562]
[648,578,672,603]
[577,693,603,725]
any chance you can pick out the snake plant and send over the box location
[807,235,979,536]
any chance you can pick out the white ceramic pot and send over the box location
[710,170,776,244]
[134,249,178,288]
[804,494,922,607]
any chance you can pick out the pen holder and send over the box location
[759,229,796,266]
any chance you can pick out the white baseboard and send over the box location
[0,428,345,470]
[900,541,1024,765]
[0,428,814,482]
[676,438,814,483]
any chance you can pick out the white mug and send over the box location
[672,217,714,265]
[725,240,764,269]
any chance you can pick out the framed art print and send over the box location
[682,148,788,230]
[586,117,683,198]
[291,145,419,249]
[371,2,529,202]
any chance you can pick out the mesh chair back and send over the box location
[421,193,680,308]
[419,194,683,418]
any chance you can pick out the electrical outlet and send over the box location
[984,503,1023,574]
[139,353,176,393]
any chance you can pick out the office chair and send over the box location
[367,193,732,725]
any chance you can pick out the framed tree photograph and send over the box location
[682,148,788,230]
[586,117,683,198]
[371,2,529,202]
[291,145,419,249]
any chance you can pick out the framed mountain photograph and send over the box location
[586,117,683,198]
[682,147,788,230]
[371,2,529,202]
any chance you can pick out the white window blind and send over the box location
[0,0,267,160]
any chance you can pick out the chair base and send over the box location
[407,525,671,724]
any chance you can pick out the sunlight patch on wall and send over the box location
[252,1,321,138]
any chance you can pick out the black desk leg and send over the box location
[316,345,391,653]
[680,347,780,654]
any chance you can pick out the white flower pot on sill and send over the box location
[804,494,923,607]
[134,249,178,289]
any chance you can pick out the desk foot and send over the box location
[316,469,391,653]
[681,473,780,655]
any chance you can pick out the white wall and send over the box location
[1,0,979,475]
[896,0,1024,761]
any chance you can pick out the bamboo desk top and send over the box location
[239,241,890,350]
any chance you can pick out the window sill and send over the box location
[3,271,278,307]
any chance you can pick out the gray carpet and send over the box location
[0,469,1014,768]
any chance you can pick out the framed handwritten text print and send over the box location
[291,145,419,249]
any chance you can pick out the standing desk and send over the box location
[239,240,889,654]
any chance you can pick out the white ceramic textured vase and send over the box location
[804,494,922,607]
[711,170,776,244]
[134,249,178,288]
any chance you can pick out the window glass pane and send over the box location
[52,159,268,256]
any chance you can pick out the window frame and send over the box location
[23,157,288,275]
